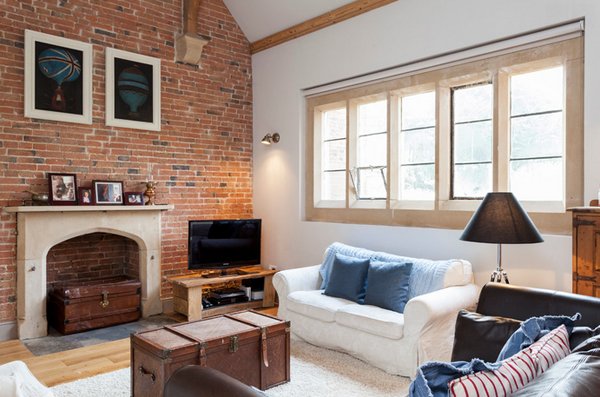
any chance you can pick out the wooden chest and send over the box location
[47,276,141,335]
[131,310,290,397]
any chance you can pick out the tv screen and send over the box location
[188,219,261,270]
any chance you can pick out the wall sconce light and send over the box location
[261,132,280,145]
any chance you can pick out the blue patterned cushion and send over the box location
[364,260,413,313]
[323,253,370,303]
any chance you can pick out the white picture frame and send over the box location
[105,47,161,131]
[24,30,93,124]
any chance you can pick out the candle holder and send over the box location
[143,181,157,205]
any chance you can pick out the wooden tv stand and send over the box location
[169,266,277,321]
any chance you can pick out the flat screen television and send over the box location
[188,219,261,270]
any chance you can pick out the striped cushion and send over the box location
[448,324,570,397]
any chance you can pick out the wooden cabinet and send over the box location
[571,208,600,297]
[169,266,277,321]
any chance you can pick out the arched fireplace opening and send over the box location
[46,232,140,290]
[45,232,143,335]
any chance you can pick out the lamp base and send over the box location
[490,268,509,284]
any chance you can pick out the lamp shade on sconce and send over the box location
[460,192,544,244]
[261,132,280,145]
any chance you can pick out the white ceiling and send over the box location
[222,0,356,43]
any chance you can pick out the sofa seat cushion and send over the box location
[287,290,354,322]
[335,304,404,339]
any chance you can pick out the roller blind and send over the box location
[304,19,584,97]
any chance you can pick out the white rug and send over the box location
[51,340,410,397]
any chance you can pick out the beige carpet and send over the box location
[51,340,411,397]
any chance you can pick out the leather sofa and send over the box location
[452,283,600,396]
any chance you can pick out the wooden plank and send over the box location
[22,339,131,387]
[0,340,35,365]
[262,274,276,307]
[250,0,397,54]
[183,0,199,35]
[173,296,190,316]
[170,267,276,288]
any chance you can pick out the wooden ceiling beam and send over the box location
[249,0,397,54]
[183,0,200,34]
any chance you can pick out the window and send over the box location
[320,107,346,201]
[509,66,564,201]
[306,37,583,233]
[353,99,387,200]
[398,91,436,201]
[451,83,493,199]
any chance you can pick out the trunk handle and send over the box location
[138,366,156,383]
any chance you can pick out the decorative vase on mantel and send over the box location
[143,181,157,205]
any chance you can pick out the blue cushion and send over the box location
[364,261,412,313]
[497,313,581,360]
[323,253,369,303]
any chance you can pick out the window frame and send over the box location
[305,37,583,234]
[392,85,437,209]
[349,92,389,209]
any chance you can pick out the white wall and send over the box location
[252,0,600,291]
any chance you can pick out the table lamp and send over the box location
[460,192,544,283]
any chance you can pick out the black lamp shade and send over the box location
[460,192,544,244]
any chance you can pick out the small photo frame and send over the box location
[24,30,93,124]
[93,181,124,205]
[124,192,144,206]
[48,173,77,205]
[105,47,161,131]
[78,187,92,205]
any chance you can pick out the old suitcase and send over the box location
[47,276,141,334]
[131,310,290,397]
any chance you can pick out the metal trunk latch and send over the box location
[229,335,239,353]
[100,290,109,308]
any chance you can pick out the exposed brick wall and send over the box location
[46,233,139,290]
[0,0,253,324]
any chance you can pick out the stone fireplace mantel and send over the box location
[4,204,173,339]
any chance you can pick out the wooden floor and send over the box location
[0,338,130,387]
[0,307,278,387]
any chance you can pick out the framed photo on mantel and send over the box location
[93,180,124,205]
[48,173,77,205]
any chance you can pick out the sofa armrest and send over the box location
[273,265,321,319]
[404,284,479,367]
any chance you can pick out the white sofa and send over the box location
[273,245,479,378]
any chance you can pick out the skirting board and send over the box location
[0,321,17,341]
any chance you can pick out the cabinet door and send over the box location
[573,215,600,297]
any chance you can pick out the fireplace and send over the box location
[4,205,173,339]
[46,232,139,290]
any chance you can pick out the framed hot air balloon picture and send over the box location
[105,48,161,131]
[24,30,92,124]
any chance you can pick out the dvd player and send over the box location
[208,288,248,306]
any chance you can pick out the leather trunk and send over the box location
[130,310,290,397]
[47,276,141,335]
